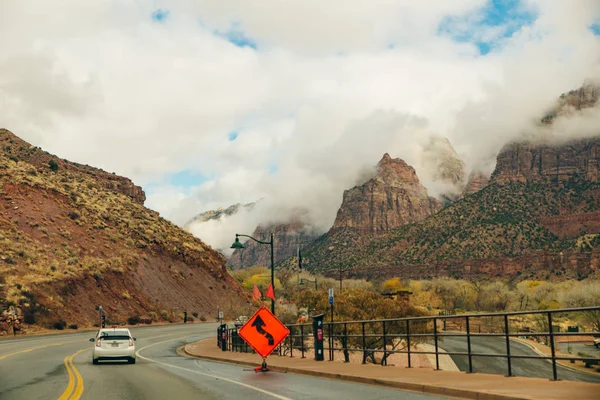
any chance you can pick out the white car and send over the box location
[90,328,137,364]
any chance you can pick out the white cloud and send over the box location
[1,1,600,251]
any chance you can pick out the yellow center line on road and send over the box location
[0,341,78,361]
[55,330,186,400]
[58,348,89,400]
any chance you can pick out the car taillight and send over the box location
[129,338,134,347]
[96,339,101,347]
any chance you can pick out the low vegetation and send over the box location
[297,179,600,279]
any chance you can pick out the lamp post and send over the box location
[231,232,275,315]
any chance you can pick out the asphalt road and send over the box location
[557,342,600,357]
[0,323,449,400]
[437,336,600,383]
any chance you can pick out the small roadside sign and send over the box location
[238,306,290,358]
[328,288,334,305]
[218,311,224,320]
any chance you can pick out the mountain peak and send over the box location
[332,155,441,234]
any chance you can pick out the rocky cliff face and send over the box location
[332,153,442,234]
[490,138,600,184]
[463,171,490,195]
[228,220,319,269]
[542,82,599,123]
[423,136,465,186]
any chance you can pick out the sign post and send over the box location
[98,305,103,328]
[328,288,334,361]
[238,306,290,372]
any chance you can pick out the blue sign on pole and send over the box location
[328,288,334,305]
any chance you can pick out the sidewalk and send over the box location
[184,338,599,400]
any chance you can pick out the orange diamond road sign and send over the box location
[238,306,290,358]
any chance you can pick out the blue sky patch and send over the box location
[213,21,258,49]
[591,23,600,36]
[228,130,239,141]
[151,9,169,23]
[167,170,208,188]
[268,163,279,175]
[222,29,257,49]
[438,0,537,55]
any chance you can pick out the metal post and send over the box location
[466,316,473,373]
[339,264,342,292]
[548,312,558,381]
[362,322,367,364]
[343,323,349,363]
[406,319,411,368]
[301,325,305,358]
[382,320,387,366]
[289,329,293,357]
[434,317,440,370]
[330,302,334,361]
[504,314,512,377]
[270,233,275,315]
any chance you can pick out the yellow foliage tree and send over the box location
[381,277,404,293]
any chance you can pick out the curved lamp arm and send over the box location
[236,233,272,245]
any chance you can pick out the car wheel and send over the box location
[128,358,136,364]
[92,358,98,365]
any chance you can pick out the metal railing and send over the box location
[223,306,600,381]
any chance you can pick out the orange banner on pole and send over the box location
[252,284,262,301]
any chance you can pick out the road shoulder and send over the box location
[183,338,599,400]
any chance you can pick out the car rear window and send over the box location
[100,335,130,340]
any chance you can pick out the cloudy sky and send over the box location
[1,1,600,250]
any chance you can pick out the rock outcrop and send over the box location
[542,82,599,123]
[184,202,256,230]
[332,153,442,234]
[463,171,490,195]
[0,129,146,204]
[490,138,600,184]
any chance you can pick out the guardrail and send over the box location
[224,306,600,381]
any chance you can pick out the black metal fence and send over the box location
[224,306,600,381]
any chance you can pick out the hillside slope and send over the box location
[302,178,600,280]
[0,129,248,329]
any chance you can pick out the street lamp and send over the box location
[231,232,275,314]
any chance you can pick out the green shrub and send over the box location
[69,324,78,330]
[192,312,199,318]
[160,310,169,320]
[199,315,207,322]
[148,311,158,322]
[48,160,59,171]
[127,315,140,325]
[53,320,67,330]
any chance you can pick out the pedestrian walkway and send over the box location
[184,338,599,400]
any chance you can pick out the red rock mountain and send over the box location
[491,138,600,185]
[332,153,442,234]
[293,83,600,282]
[0,128,248,330]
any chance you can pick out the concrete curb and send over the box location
[182,344,529,400]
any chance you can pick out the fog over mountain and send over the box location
[1,1,599,252]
